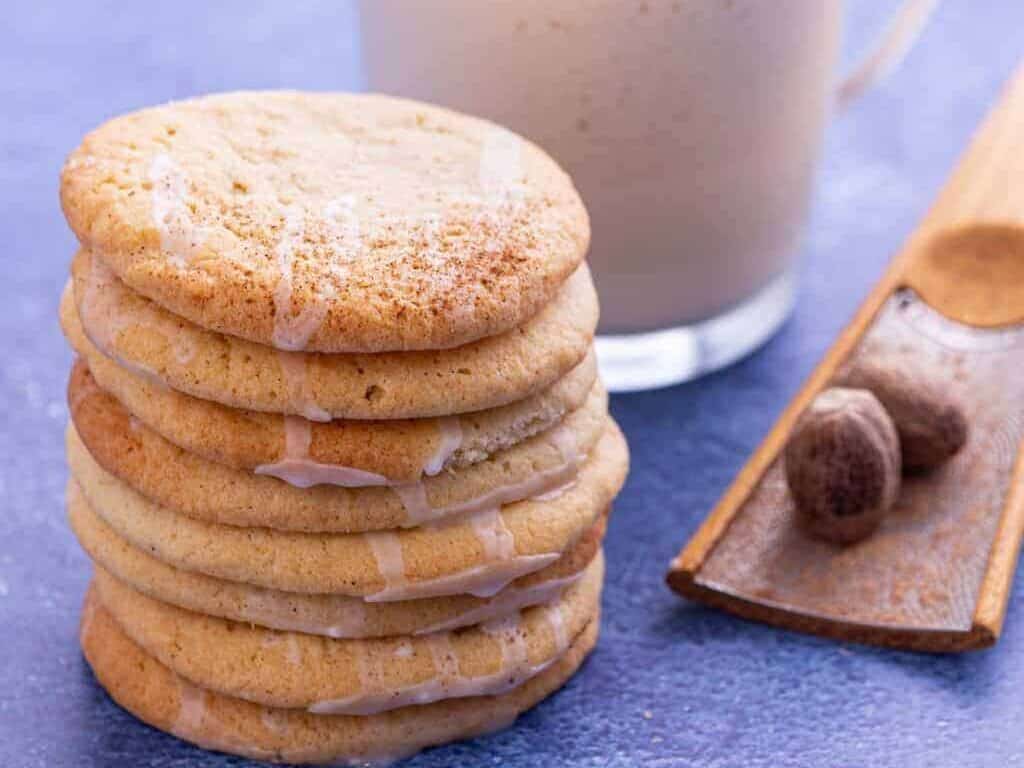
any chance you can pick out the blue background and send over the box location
[2,2,1023,766]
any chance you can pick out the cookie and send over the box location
[67,251,598,419]
[68,367,613,532]
[68,422,627,596]
[70,488,605,637]
[93,556,600,712]
[64,319,597,482]
[81,585,598,764]
[61,91,590,353]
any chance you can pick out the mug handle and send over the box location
[836,0,940,109]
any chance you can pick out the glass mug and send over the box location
[357,0,937,391]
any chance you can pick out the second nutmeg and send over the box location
[786,354,970,545]
[836,357,969,472]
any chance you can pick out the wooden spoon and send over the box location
[666,63,1024,652]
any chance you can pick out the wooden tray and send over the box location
[666,63,1024,653]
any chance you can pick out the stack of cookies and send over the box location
[58,92,628,764]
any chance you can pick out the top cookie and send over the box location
[60,91,590,353]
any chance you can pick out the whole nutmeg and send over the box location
[785,387,902,545]
[836,358,968,472]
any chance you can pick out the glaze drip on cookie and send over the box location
[271,201,361,353]
[79,256,160,383]
[240,584,369,640]
[393,424,583,525]
[422,416,463,477]
[255,416,389,487]
[470,508,516,561]
[173,677,207,737]
[276,350,331,422]
[308,610,565,717]
[413,568,585,635]
[149,154,205,269]
[363,528,560,603]
[541,600,570,655]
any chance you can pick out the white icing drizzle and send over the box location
[249,407,459,491]
[149,153,205,268]
[363,531,407,596]
[414,570,584,636]
[78,254,192,389]
[277,350,331,422]
[426,632,460,684]
[393,424,584,526]
[366,553,561,602]
[271,197,360,353]
[548,425,582,467]
[224,568,583,639]
[118,357,165,389]
[531,479,577,502]
[254,416,389,488]
[308,611,556,716]
[391,483,435,524]
[422,416,463,476]
[361,429,582,602]
[171,334,196,365]
[393,641,414,659]
[470,508,516,561]
[363,530,559,603]
[322,607,370,639]
[173,677,207,737]
[542,600,569,656]
[241,588,368,640]
[481,615,530,675]
[79,256,162,383]
[272,207,328,352]
[79,256,118,355]
[483,612,563,684]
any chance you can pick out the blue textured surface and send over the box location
[2,2,1023,766]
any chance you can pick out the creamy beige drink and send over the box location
[359,0,931,388]
[360,0,840,327]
